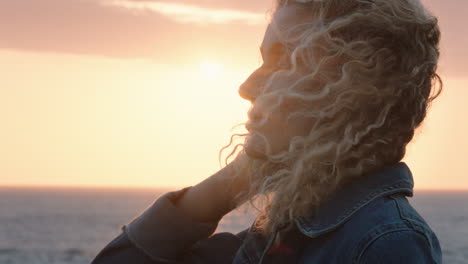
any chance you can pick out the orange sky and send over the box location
[0,0,467,190]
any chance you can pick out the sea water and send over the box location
[0,187,466,264]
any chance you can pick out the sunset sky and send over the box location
[1,0,466,190]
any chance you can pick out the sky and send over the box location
[0,0,467,190]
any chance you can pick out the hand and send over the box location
[174,153,252,222]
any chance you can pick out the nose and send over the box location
[238,68,263,102]
[248,106,263,122]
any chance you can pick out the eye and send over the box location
[263,43,291,71]
[266,56,291,73]
[276,57,291,70]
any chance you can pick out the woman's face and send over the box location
[239,4,315,160]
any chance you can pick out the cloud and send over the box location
[0,0,265,64]
[128,0,273,13]
[103,0,266,25]
[0,0,465,77]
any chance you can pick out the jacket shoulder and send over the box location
[297,193,442,264]
[349,193,442,263]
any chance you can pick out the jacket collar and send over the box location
[294,161,414,238]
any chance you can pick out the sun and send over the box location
[199,61,223,80]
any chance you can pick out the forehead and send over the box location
[261,4,311,50]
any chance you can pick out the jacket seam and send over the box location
[353,227,424,264]
[258,230,277,264]
[351,198,412,263]
[388,194,440,264]
[123,225,176,263]
[390,194,432,232]
[236,244,255,264]
[297,182,411,237]
[91,232,128,264]
[389,194,418,228]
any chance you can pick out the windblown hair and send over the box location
[220,0,442,246]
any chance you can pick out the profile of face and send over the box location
[239,4,315,160]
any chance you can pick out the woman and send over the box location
[92,0,443,263]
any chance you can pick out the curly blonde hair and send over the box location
[219,0,442,245]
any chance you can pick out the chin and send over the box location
[245,136,267,160]
[245,147,267,160]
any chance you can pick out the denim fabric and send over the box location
[92,162,442,264]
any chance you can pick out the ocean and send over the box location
[0,187,466,264]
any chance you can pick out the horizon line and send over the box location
[1,184,467,192]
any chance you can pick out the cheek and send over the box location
[246,114,311,157]
[248,97,314,153]
[282,113,315,140]
[260,114,295,152]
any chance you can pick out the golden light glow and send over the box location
[0,0,466,189]
[103,0,265,25]
[0,50,251,189]
[1,49,467,189]
[199,61,223,80]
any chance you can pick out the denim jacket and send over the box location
[92,162,442,263]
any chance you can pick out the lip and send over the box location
[245,122,254,132]
[245,121,260,133]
